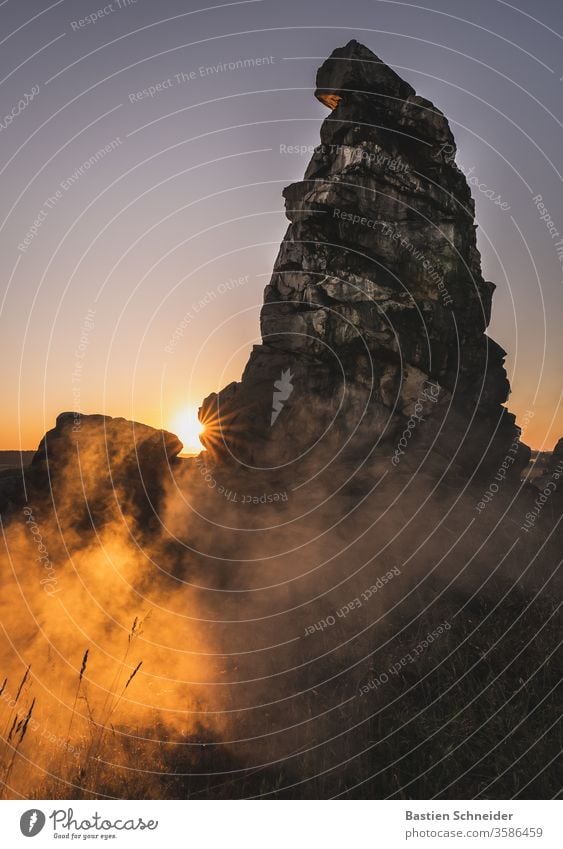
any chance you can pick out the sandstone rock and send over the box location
[200,40,529,476]
[28,412,182,530]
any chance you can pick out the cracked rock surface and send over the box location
[201,40,529,477]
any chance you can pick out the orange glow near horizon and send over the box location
[0,400,561,454]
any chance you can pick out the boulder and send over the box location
[28,412,182,530]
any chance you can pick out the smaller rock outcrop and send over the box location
[27,413,182,529]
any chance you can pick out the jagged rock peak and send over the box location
[200,42,529,477]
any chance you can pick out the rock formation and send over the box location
[201,40,529,476]
[0,413,182,528]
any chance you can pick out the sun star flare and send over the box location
[170,405,205,454]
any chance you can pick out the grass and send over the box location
[0,618,145,800]
[1,583,557,800]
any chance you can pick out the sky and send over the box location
[0,0,561,451]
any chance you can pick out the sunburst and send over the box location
[170,405,206,454]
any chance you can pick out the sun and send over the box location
[170,405,205,454]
